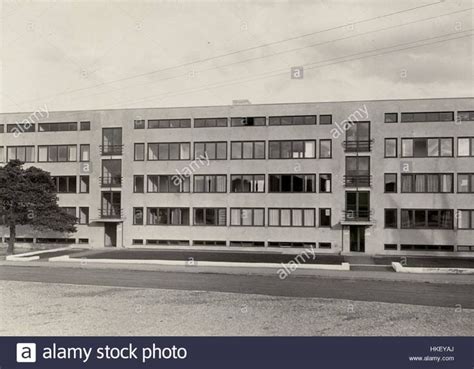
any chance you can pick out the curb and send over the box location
[5,246,75,262]
[392,262,474,275]
[49,255,351,271]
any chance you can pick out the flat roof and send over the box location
[1,96,473,115]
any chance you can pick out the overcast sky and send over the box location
[1,0,473,113]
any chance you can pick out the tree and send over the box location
[0,160,77,254]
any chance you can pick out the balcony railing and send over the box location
[99,207,123,219]
[342,210,373,222]
[344,175,372,187]
[100,176,122,187]
[342,139,374,152]
[100,144,123,155]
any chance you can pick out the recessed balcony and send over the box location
[344,175,372,188]
[342,139,374,153]
[100,144,123,155]
[100,175,122,188]
[98,207,123,219]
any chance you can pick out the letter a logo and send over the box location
[17,343,36,363]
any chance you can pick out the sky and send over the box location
[0,0,473,113]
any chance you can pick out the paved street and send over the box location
[1,265,473,308]
[1,265,472,336]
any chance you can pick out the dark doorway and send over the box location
[104,223,117,247]
[350,226,365,252]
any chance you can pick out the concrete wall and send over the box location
[1,97,473,256]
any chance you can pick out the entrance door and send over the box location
[350,226,365,252]
[104,223,117,247]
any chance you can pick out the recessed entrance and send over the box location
[349,226,365,252]
[104,223,117,247]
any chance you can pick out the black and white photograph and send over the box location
[0,0,473,367]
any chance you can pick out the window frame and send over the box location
[384,138,397,158]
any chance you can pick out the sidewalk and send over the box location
[1,259,473,285]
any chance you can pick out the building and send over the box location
[0,97,473,256]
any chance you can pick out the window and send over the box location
[194,175,226,193]
[134,143,145,161]
[51,176,76,193]
[147,208,190,225]
[61,207,76,218]
[384,244,398,250]
[134,120,145,129]
[79,176,89,193]
[134,175,144,193]
[133,208,144,225]
[457,173,474,193]
[319,208,331,227]
[401,173,453,193]
[231,141,265,159]
[80,144,90,162]
[194,118,227,128]
[80,121,90,131]
[194,142,227,160]
[401,111,454,122]
[384,138,397,158]
[268,140,315,159]
[400,244,454,252]
[401,209,453,229]
[384,113,398,123]
[38,145,77,162]
[269,115,316,126]
[384,174,397,193]
[230,241,265,247]
[231,117,266,126]
[318,242,331,249]
[384,209,397,228]
[38,122,77,131]
[193,208,226,226]
[268,241,316,248]
[319,174,332,193]
[401,138,453,157]
[457,210,474,229]
[269,174,315,193]
[7,123,35,133]
[147,175,190,193]
[7,146,35,162]
[193,240,226,246]
[230,208,264,226]
[148,142,190,160]
[0,147,4,162]
[457,137,474,157]
[230,174,265,192]
[268,208,315,227]
[148,119,191,128]
[319,115,332,125]
[458,111,474,121]
[0,125,4,133]
[319,139,332,158]
[79,207,89,224]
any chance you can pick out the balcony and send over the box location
[341,210,373,223]
[344,175,372,188]
[99,207,123,219]
[100,175,122,188]
[100,144,123,155]
[342,139,374,152]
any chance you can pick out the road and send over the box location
[1,265,473,308]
